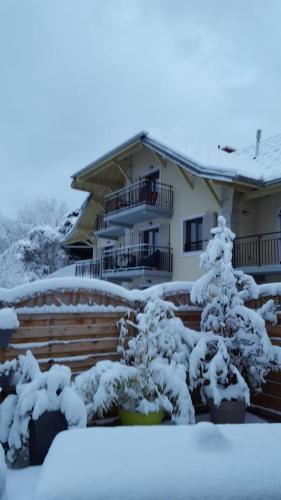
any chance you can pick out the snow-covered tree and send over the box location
[16,197,68,233]
[0,197,72,287]
[75,293,199,424]
[189,216,281,406]
[17,225,68,280]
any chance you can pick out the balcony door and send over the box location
[139,170,159,205]
[139,227,160,268]
[140,227,159,252]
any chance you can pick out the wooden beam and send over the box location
[177,166,194,190]
[204,179,222,207]
[152,151,167,168]
[114,161,132,184]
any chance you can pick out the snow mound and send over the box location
[0,309,19,331]
[34,425,281,500]
[190,422,231,452]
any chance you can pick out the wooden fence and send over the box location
[0,285,281,419]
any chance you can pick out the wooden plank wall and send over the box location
[5,312,126,374]
[1,287,281,419]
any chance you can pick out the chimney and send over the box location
[254,129,262,159]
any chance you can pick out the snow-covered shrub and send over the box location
[0,309,19,331]
[190,216,281,406]
[75,293,198,424]
[0,445,7,500]
[0,351,86,463]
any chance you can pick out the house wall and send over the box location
[131,149,162,183]
[93,147,281,285]
[161,160,221,281]
[236,192,281,237]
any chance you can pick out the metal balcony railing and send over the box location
[95,214,108,232]
[75,245,173,278]
[75,258,101,278]
[104,179,173,215]
[102,244,173,273]
[233,232,281,268]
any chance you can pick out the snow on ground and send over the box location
[5,413,267,500]
[33,422,281,500]
[7,466,40,500]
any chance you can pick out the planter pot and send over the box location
[0,372,12,392]
[209,399,246,424]
[0,329,14,347]
[29,411,67,465]
[118,407,165,425]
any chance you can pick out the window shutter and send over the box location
[203,212,217,249]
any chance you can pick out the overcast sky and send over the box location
[1,0,281,217]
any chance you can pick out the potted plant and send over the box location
[190,216,281,423]
[75,293,198,425]
[0,308,19,348]
[0,351,87,466]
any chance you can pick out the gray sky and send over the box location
[1,0,281,217]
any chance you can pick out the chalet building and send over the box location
[64,130,281,288]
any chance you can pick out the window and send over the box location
[183,217,203,252]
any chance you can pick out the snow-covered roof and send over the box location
[144,132,281,185]
[73,131,281,187]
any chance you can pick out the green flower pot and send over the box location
[118,407,165,425]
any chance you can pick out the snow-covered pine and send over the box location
[0,351,86,463]
[190,216,281,405]
[75,292,198,424]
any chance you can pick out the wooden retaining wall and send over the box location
[1,286,281,419]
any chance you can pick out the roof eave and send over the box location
[72,131,148,180]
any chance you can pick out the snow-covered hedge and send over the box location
[0,351,87,463]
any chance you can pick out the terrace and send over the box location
[75,244,173,281]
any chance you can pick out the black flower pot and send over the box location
[0,329,14,347]
[0,372,11,392]
[29,411,67,465]
[209,399,246,424]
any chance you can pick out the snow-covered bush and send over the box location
[75,293,198,424]
[0,445,7,500]
[0,351,87,463]
[0,309,19,331]
[190,216,281,406]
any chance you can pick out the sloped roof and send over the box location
[72,131,281,188]
[63,194,98,246]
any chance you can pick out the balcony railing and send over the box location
[95,214,108,232]
[102,244,173,273]
[75,258,101,278]
[233,232,281,268]
[105,179,173,215]
[75,245,173,278]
